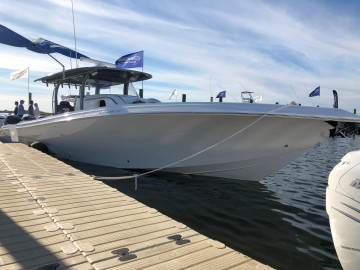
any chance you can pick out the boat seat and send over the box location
[23,115,36,121]
[58,101,74,114]
[4,115,21,125]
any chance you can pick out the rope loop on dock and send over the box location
[93,104,291,188]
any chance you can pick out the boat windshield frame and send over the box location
[241,91,254,103]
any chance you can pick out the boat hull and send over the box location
[0,111,331,180]
[327,188,360,270]
[326,151,360,270]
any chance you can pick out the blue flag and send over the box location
[29,38,88,59]
[309,86,320,97]
[0,24,34,48]
[0,24,88,59]
[216,91,226,98]
[116,51,143,68]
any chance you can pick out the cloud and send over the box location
[0,0,359,113]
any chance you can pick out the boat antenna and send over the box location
[209,73,213,101]
[71,0,78,68]
[239,81,248,92]
[290,85,301,104]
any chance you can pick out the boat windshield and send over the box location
[96,83,139,97]
[128,83,139,97]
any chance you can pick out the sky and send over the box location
[0,0,359,113]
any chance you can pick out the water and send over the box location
[65,136,360,270]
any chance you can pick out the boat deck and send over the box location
[0,142,272,270]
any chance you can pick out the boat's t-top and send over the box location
[35,67,152,114]
[241,91,254,103]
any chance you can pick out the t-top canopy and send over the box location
[35,67,152,87]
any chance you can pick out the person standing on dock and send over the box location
[13,101,18,115]
[34,103,40,118]
[28,100,34,116]
[18,100,25,118]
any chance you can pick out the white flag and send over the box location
[254,94,263,103]
[10,67,29,81]
[169,89,178,100]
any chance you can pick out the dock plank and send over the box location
[0,142,272,270]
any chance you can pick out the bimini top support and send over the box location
[79,74,90,110]
[52,83,61,114]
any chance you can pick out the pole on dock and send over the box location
[139,89,143,98]
[182,94,186,102]
[210,97,213,102]
[219,97,223,102]
[354,109,357,114]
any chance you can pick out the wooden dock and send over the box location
[0,142,273,270]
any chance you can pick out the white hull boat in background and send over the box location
[327,151,360,270]
[1,67,360,181]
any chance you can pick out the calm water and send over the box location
[66,136,360,270]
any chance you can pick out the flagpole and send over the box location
[210,74,213,102]
[142,50,144,92]
[28,67,29,104]
[71,0,78,67]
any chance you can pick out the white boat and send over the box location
[1,67,360,180]
[326,151,360,270]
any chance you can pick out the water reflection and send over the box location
[66,137,359,270]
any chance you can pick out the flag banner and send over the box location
[100,86,110,90]
[169,89,178,100]
[309,86,320,97]
[0,24,89,59]
[216,91,226,98]
[30,38,88,59]
[116,51,143,69]
[80,57,116,68]
[0,24,34,48]
[10,67,28,81]
[333,90,338,108]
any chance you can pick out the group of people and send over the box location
[14,100,40,118]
